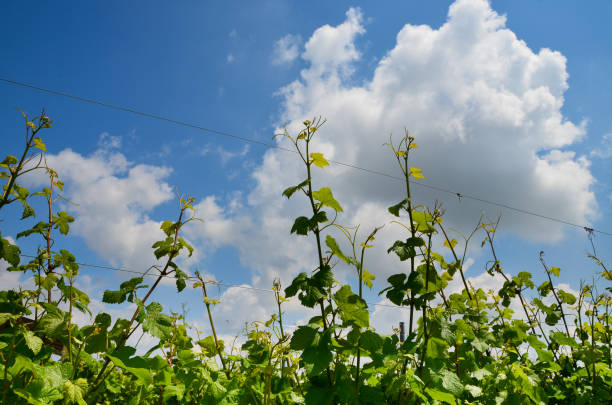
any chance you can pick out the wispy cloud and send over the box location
[217,144,250,165]
[590,133,612,158]
[272,34,302,65]
[97,132,121,150]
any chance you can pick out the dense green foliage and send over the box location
[1,112,611,404]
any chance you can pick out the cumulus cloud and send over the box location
[301,7,364,78]
[189,0,597,300]
[269,0,595,243]
[272,34,302,65]
[24,148,174,271]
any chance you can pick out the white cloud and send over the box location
[24,148,174,271]
[185,195,251,248]
[590,133,612,158]
[187,0,597,299]
[370,298,411,336]
[269,0,595,243]
[301,7,364,79]
[217,144,250,165]
[97,132,121,150]
[272,34,302,65]
[0,259,31,291]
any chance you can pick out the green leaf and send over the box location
[406,237,425,249]
[388,199,407,217]
[205,381,227,402]
[21,202,35,219]
[380,273,407,306]
[312,187,343,212]
[325,235,350,264]
[16,221,49,239]
[38,304,66,336]
[537,281,552,297]
[302,333,333,376]
[32,137,47,152]
[412,211,435,233]
[360,330,383,354]
[535,348,555,363]
[54,211,74,235]
[283,179,310,199]
[63,379,88,405]
[309,152,329,168]
[160,220,175,236]
[471,338,488,352]
[176,277,186,292]
[333,285,369,328]
[178,237,194,257]
[557,289,576,305]
[285,266,333,308]
[0,155,18,166]
[197,335,224,357]
[163,384,185,402]
[106,349,153,385]
[426,337,448,359]
[152,236,173,259]
[465,385,483,398]
[440,369,463,395]
[291,216,309,235]
[387,240,416,261]
[425,388,456,404]
[0,312,17,327]
[473,367,492,381]
[128,385,143,405]
[102,277,145,304]
[550,331,578,348]
[550,266,561,277]
[174,267,188,292]
[0,236,21,266]
[102,290,124,304]
[22,330,43,355]
[290,326,318,350]
[140,302,173,340]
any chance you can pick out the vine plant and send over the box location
[0,111,610,404]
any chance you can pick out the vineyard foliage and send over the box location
[0,111,611,404]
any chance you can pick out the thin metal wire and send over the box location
[19,253,409,310]
[2,77,609,236]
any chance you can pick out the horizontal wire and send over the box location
[2,76,610,237]
[19,253,408,310]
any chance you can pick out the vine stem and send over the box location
[297,121,333,388]
[45,172,55,304]
[390,132,417,377]
[273,280,287,379]
[438,223,472,301]
[88,203,187,397]
[484,226,537,336]
[196,274,230,378]
[0,113,42,209]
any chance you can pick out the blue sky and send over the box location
[1,0,611,339]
